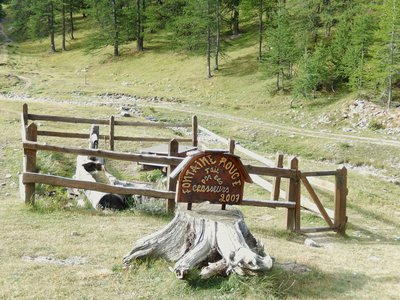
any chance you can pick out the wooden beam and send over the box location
[300,176,334,227]
[28,113,109,125]
[286,157,299,231]
[271,153,284,201]
[244,165,296,178]
[167,139,179,214]
[109,116,115,151]
[23,123,37,204]
[22,141,184,165]
[114,120,191,128]
[241,199,295,208]
[22,103,28,126]
[114,136,192,143]
[334,167,348,235]
[192,115,198,147]
[23,172,176,199]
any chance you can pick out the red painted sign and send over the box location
[175,151,251,205]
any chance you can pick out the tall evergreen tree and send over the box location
[265,5,298,91]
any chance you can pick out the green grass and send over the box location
[1,14,400,299]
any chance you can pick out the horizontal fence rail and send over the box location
[23,172,176,199]
[22,140,184,165]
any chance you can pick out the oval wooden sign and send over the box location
[176,151,251,205]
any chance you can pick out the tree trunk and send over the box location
[49,1,56,52]
[112,0,119,57]
[69,0,75,40]
[214,0,220,70]
[276,64,280,91]
[136,0,144,51]
[74,155,126,210]
[123,203,273,279]
[207,0,212,78]
[62,2,66,51]
[388,0,395,108]
[258,0,263,62]
[233,0,239,35]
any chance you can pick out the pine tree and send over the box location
[265,5,298,91]
[0,0,6,19]
[369,0,400,107]
[87,0,131,56]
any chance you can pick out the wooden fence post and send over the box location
[22,103,28,126]
[192,115,198,147]
[109,116,115,151]
[221,138,236,210]
[23,123,37,204]
[167,139,179,214]
[334,167,348,235]
[271,153,284,201]
[286,157,300,231]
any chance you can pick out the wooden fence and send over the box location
[20,104,347,234]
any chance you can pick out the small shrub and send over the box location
[339,142,351,150]
[368,119,385,131]
[139,169,164,182]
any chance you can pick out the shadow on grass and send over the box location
[183,264,368,299]
[220,52,261,77]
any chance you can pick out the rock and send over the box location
[120,111,131,117]
[71,231,79,237]
[304,238,321,248]
[5,193,11,196]
[343,127,356,133]
[5,174,12,179]
[0,182,5,186]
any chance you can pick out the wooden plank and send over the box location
[302,171,338,177]
[28,113,109,125]
[271,153,284,201]
[23,141,184,165]
[115,120,191,128]
[300,176,334,227]
[334,167,348,234]
[114,136,192,143]
[23,123,37,204]
[109,116,115,151]
[23,172,176,199]
[22,103,28,126]
[37,130,90,139]
[286,157,299,231]
[244,165,295,178]
[167,139,179,214]
[242,199,295,208]
[192,115,198,147]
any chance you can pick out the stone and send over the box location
[304,238,321,248]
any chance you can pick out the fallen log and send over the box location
[74,155,126,210]
[123,203,273,279]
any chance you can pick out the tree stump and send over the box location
[123,203,273,279]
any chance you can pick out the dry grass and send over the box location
[0,99,399,299]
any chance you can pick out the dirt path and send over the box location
[3,92,400,149]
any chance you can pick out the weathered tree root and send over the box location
[123,204,273,279]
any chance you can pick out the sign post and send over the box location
[174,151,252,208]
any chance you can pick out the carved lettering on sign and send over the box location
[176,151,251,205]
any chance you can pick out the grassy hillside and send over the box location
[1,12,400,300]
